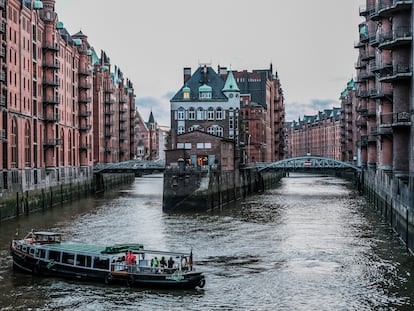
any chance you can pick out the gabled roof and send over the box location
[171,66,227,101]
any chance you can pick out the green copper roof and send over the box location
[87,49,93,56]
[183,86,190,92]
[56,21,64,29]
[347,79,355,89]
[73,38,82,46]
[92,49,100,65]
[34,0,43,9]
[222,70,240,92]
[360,25,367,35]
[199,84,212,92]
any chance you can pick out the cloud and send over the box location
[285,98,339,122]
[135,92,173,127]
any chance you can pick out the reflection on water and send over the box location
[0,173,414,310]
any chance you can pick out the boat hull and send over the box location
[11,248,205,289]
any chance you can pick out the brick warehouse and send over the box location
[0,0,139,195]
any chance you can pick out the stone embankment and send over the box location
[0,173,134,221]
[163,167,282,212]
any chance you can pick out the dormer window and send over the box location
[199,84,212,100]
[183,86,190,100]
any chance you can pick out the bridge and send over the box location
[254,156,361,173]
[93,160,165,176]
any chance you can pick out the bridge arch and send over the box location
[256,156,361,173]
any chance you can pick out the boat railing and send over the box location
[111,262,193,274]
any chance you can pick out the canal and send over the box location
[1,173,414,310]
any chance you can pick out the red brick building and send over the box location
[0,0,138,194]
[355,0,413,211]
[287,108,342,160]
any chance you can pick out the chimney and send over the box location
[219,66,227,80]
[183,67,191,84]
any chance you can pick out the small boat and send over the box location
[10,230,205,289]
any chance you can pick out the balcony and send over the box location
[120,96,127,103]
[78,68,92,76]
[104,86,115,93]
[0,47,5,58]
[378,0,413,18]
[79,143,91,150]
[78,81,91,89]
[104,131,114,137]
[0,95,5,106]
[378,27,412,50]
[356,90,370,98]
[369,87,393,100]
[44,138,61,147]
[78,96,91,103]
[120,126,127,132]
[42,59,60,69]
[78,110,91,118]
[105,110,114,115]
[79,124,91,131]
[360,51,375,61]
[43,113,59,122]
[0,0,5,8]
[104,98,114,104]
[42,42,60,52]
[379,64,412,82]
[0,72,5,82]
[42,78,60,87]
[0,21,5,34]
[356,120,367,127]
[370,62,393,75]
[392,111,411,127]
[43,96,60,105]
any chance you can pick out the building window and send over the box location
[207,127,215,135]
[207,107,214,120]
[177,107,185,120]
[216,126,223,137]
[216,107,223,120]
[177,126,185,135]
[197,108,204,120]
[188,107,195,120]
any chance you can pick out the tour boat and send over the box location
[10,230,205,289]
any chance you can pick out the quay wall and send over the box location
[361,170,414,252]
[0,173,134,222]
[162,167,282,212]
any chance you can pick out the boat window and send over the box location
[93,257,110,270]
[35,249,46,259]
[76,254,92,267]
[62,252,75,265]
[49,250,61,262]
[22,246,27,253]
[29,248,35,256]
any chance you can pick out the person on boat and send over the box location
[126,251,136,265]
[167,256,174,269]
[160,256,167,268]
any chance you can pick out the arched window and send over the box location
[216,107,223,120]
[68,131,72,166]
[188,107,195,120]
[197,108,204,120]
[207,107,214,120]
[177,107,185,120]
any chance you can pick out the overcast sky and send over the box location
[55,0,363,126]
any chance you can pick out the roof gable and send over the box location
[171,66,227,101]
